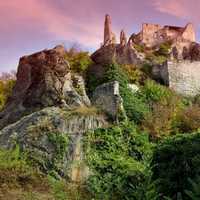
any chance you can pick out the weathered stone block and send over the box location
[92,81,126,120]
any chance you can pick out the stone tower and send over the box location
[103,14,116,46]
[120,30,127,46]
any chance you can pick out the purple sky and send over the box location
[1,0,200,72]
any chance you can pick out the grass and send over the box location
[68,106,102,117]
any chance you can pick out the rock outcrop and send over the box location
[91,44,144,66]
[0,107,107,182]
[0,45,110,183]
[103,14,116,46]
[91,15,145,68]
[0,45,90,129]
[120,30,127,46]
[92,81,126,121]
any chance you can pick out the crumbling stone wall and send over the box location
[160,61,200,96]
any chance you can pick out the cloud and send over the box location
[0,0,103,48]
[153,0,200,24]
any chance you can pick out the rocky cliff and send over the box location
[0,45,90,129]
[0,107,107,182]
[0,45,126,182]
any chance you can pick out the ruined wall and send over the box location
[141,23,162,47]
[161,61,200,96]
[182,23,196,42]
[140,23,195,48]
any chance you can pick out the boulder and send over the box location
[92,81,126,121]
[0,107,107,182]
[0,45,90,129]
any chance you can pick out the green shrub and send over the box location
[142,103,178,138]
[0,79,15,111]
[155,42,171,57]
[48,133,69,160]
[121,64,147,84]
[141,63,154,78]
[151,132,200,199]
[145,53,167,64]
[90,63,149,123]
[145,42,171,65]
[185,177,200,200]
[48,177,68,200]
[84,122,153,199]
[141,80,188,138]
[65,47,92,74]
[142,80,173,105]
[0,145,45,188]
[173,105,200,134]
[86,63,149,123]
[133,44,145,53]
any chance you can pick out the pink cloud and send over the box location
[153,0,200,24]
[0,0,103,47]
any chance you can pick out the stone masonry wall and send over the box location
[161,61,200,96]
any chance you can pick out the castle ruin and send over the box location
[100,14,200,97]
[135,23,195,48]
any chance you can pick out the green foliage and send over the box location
[141,63,154,78]
[121,64,147,84]
[48,133,69,160]
[48,176,68,200]
[84,122,153,199]
[0,79,15,111]
[173,104,200,134]
[140,80,186,138]
[86,63,149,123]
[0,145,43,188]
[65,47,92,74]
[185,177,200,200]
[132,165,160,200]
[145,42,171,65]
[142,80,173,105]
[90,63,149,123]
[151,132,200,199]
[155,42,171,57]
[146,53,167,64]
[133,44,145,53]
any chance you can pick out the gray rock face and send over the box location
[0,45,90,129]
[92,81,126,120]
[0,107,107,182]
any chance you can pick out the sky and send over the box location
[1,0,200,73]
